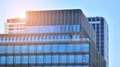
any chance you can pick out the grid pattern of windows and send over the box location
[0,34,81,43]
[0,44,89,54]
[0,43,89,67]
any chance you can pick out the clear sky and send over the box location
[0,0,119,67]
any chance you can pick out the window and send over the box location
[76,55,82,63]
[68,44,74,52]
[52,44,58,53]
[77,25,80,32]
[37,55,43,64]
[0,56,6,64]
[52,55,59,63]
[60,55,66,63]
[68,55,74,63]
[0,46,5,54]
[75,44,81,52]
[7,46,13,54]
[14,46,20,53]
[81,44,89,52]
[83,55,89,63]
[37,45,42,53]
[22,56,28,64]
[7,56,13,64]
[44,55,51,63]
[29,45,35,53]
[29,56,36,64]
[22,46,28,53]
[59,44,66,52]
[44,45,51,53]
[14,56,21,64]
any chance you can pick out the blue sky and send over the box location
[0,0,119,67]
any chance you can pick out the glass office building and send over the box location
[0,9,106,67]
[88,17,109,67]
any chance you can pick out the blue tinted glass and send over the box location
[83,55,89,63]
[69,25,73,32]
[22,56,28,64]
[0,56,6,64]
[65,35,69,41]
[44,45,51,53]
[75,44,81,52]
[77,25,80,32]
[58,35,61,41]
[81,44,89,52]
[29,45,35,53]
[68,44,74,52]
[68,55,74,63]
[37,55,43,64]
[76,55,82,63]
[14,46,20,53]
[7,46,13,54]
[73,25,76,32]
[52,44,58,53]
[0,46,5,54]
[37,45,42,53]
[22,46,28,53]
[52,55,59,63]
[66,25,69,32]
[60,55,66,63]
[29,56,36,64]
[14,56,21,64]
[7,56,13,64]
[59,44,66,52]
[44,55,51,63]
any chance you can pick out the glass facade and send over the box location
[0,9,106,67]
[88,17,108,67]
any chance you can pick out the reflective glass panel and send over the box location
[14,56,21,64]
[7,56,13,64]
[44,55,51,63]
[37,55,43,64]
[52,55,59,63]
[22,56,28,64]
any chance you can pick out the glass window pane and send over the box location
[29,56,36,64]
[52,44,58,53]
[14,56,21,64]
[60,55,66,63]
[7,56,13,64]
[59,44,66,52]
[29,45,35,53]
[83,55,89,63]
[44,55,51,63]
[14,46,20,53]
[0,46,5,54]
[7,46,13,54]
[37,45,42,53]
[37,55,43,64]
[76,55,82,63]
[75,44,81,52]
[0,56,6,64]
[68,44,74,52]
[22,46,28,53]
[44,45,51,53]
[68,55,74,63]
[22,56,28,64]
[81,44,89,52]
[52,55,59,63]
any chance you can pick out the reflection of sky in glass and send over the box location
[0,0,119,67]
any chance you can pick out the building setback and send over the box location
[0,9,106,67]
[5,18,26,34]
[88,17,109,67]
